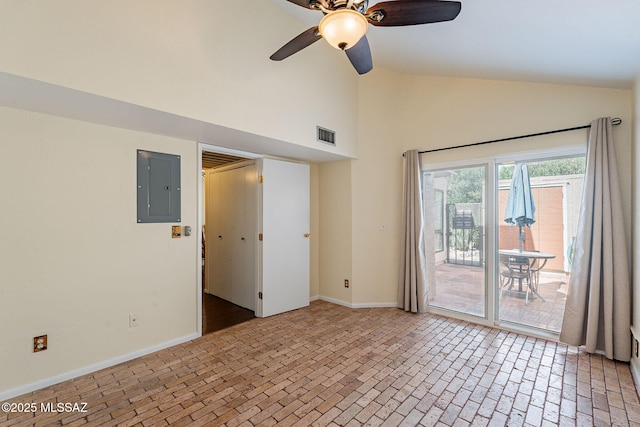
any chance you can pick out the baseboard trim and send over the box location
[631,359,640,395]
[630,326,640,396]
[0,333,199,401]
[318,295,353,308]
[352,302,398,309]
[317,296,397,309]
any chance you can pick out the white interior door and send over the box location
[258,158,310,318]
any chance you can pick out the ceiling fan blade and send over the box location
[345,36,373,75]
[270,27,322,61]
[285,0,314,9]
[367,0,461,27]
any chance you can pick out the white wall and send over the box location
[0,107,198,394]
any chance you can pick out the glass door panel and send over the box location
[497,156,584,332]
[424,165,486,318]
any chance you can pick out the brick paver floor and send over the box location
[2,300,639,426]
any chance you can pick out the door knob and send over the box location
[304,233,311,238]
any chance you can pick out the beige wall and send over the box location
[0,0,360,159]
[0,2,359,397]
[318,161,353,303]
[0,107,198,393]
[346,71,632,306]
[0,106,326,397]
[310,164,320,299]
[351,68,406,305]
[0,0,353,391]
[0,0,637,397]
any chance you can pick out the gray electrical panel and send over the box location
[137,150,181,223]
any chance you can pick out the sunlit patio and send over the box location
[432,262,569,333]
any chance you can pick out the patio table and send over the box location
[499,249,556,299]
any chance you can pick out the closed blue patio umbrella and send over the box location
[504,162,536,251]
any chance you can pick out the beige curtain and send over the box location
[398,150,428,313]
[559,117,631,362]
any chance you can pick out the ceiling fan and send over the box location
[270,0,462,75]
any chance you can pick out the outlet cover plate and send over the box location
[129,314,139,327]
[33,335,47,352]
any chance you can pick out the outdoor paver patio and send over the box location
[433,262,568,332]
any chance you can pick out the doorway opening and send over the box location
[197,144,312,336]
[201,149,257,334]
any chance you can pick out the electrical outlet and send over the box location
[129,314,139,327]
[33,335,47,352]
[344,279,349,288]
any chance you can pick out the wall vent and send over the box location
[317,126,336,146]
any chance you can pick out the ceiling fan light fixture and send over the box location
[318,9,368,50]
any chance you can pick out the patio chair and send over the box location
[499,254,542,305]
[527,254,546,303]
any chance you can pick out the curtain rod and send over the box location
[409,117,622,155]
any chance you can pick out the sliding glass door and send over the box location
[423,149,585,335]
[424,165,486,318]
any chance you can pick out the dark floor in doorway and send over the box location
[202,293,255,334]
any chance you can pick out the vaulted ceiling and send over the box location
[274,0,640,88]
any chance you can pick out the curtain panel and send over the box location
[398,150,428,313]
[559,117,631,362]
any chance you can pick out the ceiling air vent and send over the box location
[317,126,336,146]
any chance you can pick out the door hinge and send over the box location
[259,233,263,241]
[258,292,263,299]
[259,175,264,183]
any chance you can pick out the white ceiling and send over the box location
[273,0,640,89]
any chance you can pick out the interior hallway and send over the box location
[2,300,639,426]
[202,293,255,335]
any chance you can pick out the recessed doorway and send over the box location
[201,149,257,334]
[198,144,311,336]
